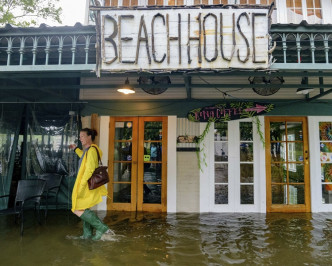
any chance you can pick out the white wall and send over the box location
[167,116,177,212]
[91,116,109,211]
[176,152,200,212]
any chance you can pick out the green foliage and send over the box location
[0,0,62,27]
[195,121,212,171]
[266,104,274,112]
[253,116,265,147]
[188,108,201,122]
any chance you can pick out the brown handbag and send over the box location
[87,146,109,190]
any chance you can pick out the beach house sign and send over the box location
[100,7,270,71]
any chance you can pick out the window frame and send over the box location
[308,116,332,212]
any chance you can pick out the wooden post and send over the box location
[91,113,100,145]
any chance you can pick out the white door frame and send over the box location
[200,117,266,213]
[308,116,332,212]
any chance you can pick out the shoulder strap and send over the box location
[87,146,103,166]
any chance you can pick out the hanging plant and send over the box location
[194,120,213,171]
[253,116,265,147]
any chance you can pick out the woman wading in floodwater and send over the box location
[69,128,110,240]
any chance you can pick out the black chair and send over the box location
[38,173,63,217]
[0,179,46,236]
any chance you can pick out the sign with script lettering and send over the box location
[188,102,274,122]
[100,7,269,71]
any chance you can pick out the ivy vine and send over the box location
[195,120,213,171]
[253,116,265,147]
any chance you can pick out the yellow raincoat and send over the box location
[71,144,107,212]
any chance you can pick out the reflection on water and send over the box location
[1,211,332,265]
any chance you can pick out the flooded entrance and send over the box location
[1,211,332,265]
[265,117,311,212]
[108,117,167,212]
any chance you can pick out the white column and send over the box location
[167,116,177,212]
[92,116,109,211]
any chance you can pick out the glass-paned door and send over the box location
[240,122,254,204]
[214,122,229,205]
[212,119,261,212]
[265,117,311,212]
[108,117,167,212]
[319,122,332,204]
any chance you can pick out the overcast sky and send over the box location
[47,0,87,26]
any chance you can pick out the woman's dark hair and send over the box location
[81,128,98,141]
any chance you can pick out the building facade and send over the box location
[1,0,332,213]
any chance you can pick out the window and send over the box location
[214,122,229,204]
[319,122,332,204]
[286,0,322,24]
[240,122,254,204]
[103,0,276,7]
[239,0,274,4]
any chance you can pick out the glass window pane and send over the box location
[113,183,131,203]
[271,163,287,183]
[289,185,305,204]
[240,122,253,141]
[322,184,332,204]
[213,0,228,4]
[319,122,332,140]
[270,122,285,141]
[287,142,303,162]
[240,164,253,183]
[113,163,131,182]
[315,9,322,19]
[215,164,228,183]
[271,142,286,162]
[144,122,162,140]
[286,122,303,141]
[148,0,163,5]
[306,0,314,8]
[114,142,132,161]
[144,142,162,161]
[314,0,321,7]
[143,184,161,203]
[322,163,332,183]
[144,164,161,182]
[272,184,286,204]
[320,142,332,153]
[214,122,228,141]
[240,142,253,162]
[286,0,293,7]
[289,163,304,183]
[115,121,133,140]
[241,185,254,204]
[295,0,303,8]
[215,142,228,162]
[215,185,228,204]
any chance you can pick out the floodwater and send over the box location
[1,211,332,265]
